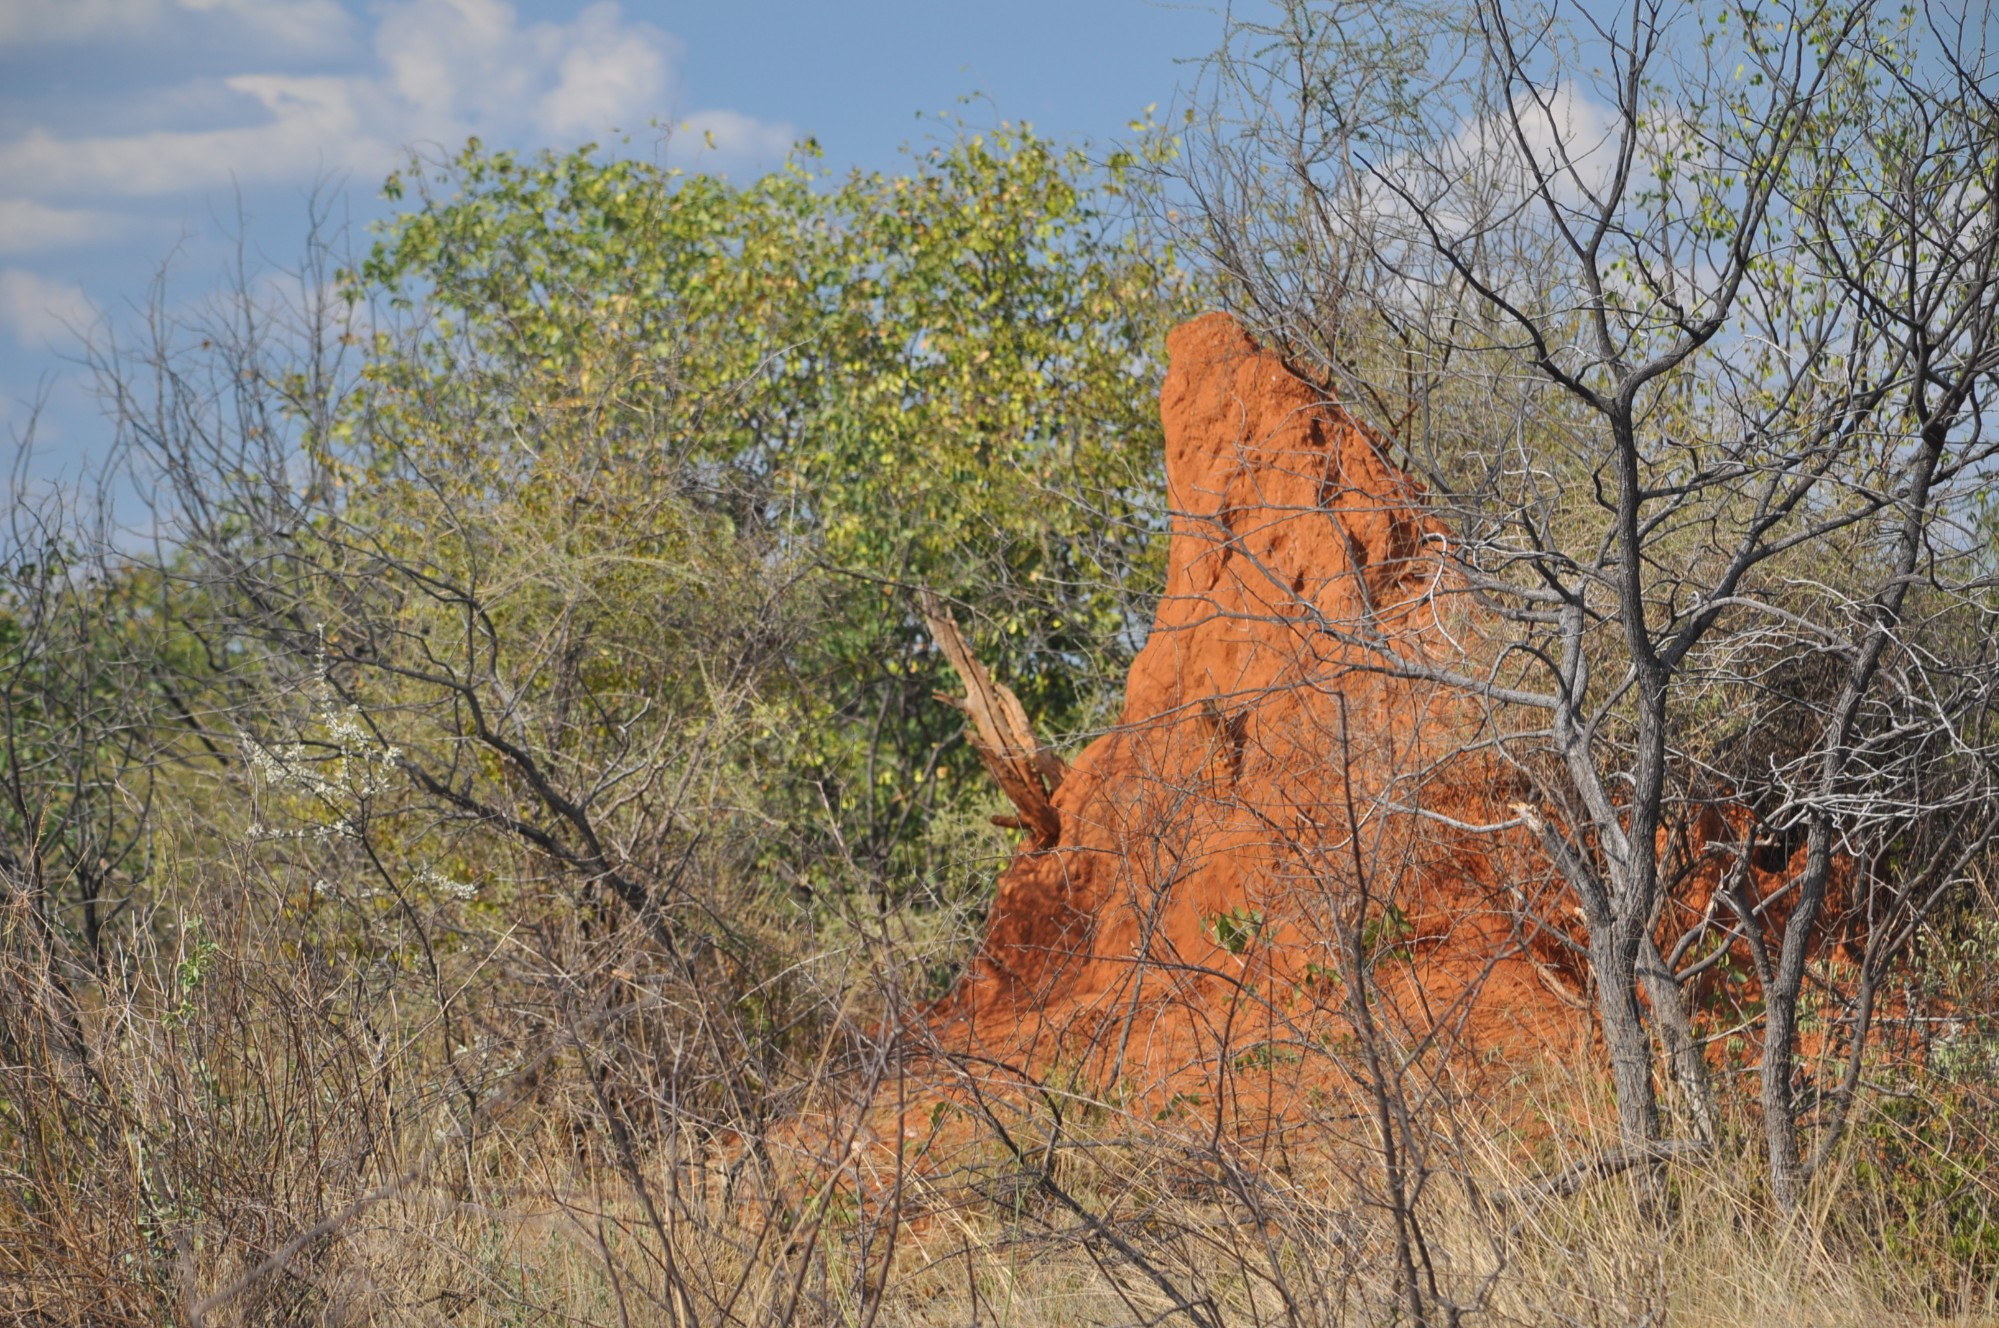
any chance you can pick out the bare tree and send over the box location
[1171,0,1999,1204]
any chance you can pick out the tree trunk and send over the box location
[1761,814,1834,1211]
[1642,935,1717,1145]
[1592,922,1661,1148]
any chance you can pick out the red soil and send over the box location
[929,313,1837,1111]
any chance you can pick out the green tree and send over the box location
[347,121,1195,894]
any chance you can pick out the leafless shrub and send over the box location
[1164,0,1999,1208]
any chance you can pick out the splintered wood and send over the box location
[919,589,1066,846]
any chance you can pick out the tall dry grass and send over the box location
[6,841,1994,1328]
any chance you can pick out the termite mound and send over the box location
[925,313,1836,1112]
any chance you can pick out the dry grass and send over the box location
[6,863,1993,1328]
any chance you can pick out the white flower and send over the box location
[416,865,478,901]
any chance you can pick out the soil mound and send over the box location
[931,313,1830,1104]
[928,313,1556,1097]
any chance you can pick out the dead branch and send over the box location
[919,588,1066,846]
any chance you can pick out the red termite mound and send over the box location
[930,313,1833,1103]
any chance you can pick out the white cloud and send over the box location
[679,110,799,163]
[0,78,379,199]
[1509,85,1620,201]
[0,269,96,350]
[177,0,353,49]
[0,201,127,256]
[0,0,156,45]
[1439,83,1621,214]
[376,0,546,137]
[538,3,674,139]
[366,0,700,146]
[0,0,352,52]
[0,0,791,222]
[178,0,350,38]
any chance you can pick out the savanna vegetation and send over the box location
[4,0,1999,1324]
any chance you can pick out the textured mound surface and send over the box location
[929,314,1551,1096]
[933,313,1830,1104]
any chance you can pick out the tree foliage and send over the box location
[337,123,1192,891]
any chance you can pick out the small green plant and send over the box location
[170,918,218,1027]
[1359,902,1412,957]
[1847,1084,1999,1304]
[1233,1041,1302,1071]
[1204,906,1265,956]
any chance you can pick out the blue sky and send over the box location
[0,0,1222,475]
